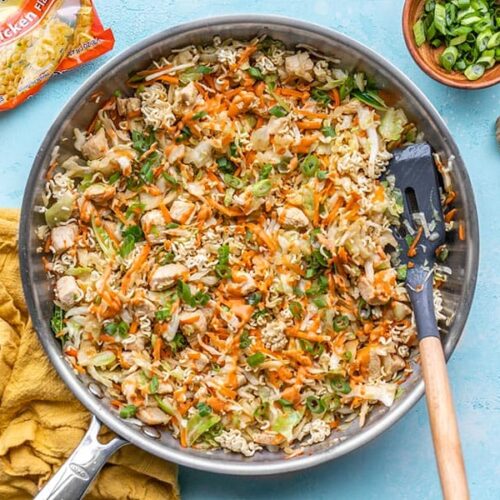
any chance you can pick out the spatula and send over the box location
[387,143,469,500]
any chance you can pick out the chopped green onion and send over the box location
[311,88,331,106]
[169,332,188,353]
[251,179,272,197]
[260,163,273,179]
[247,292,262,306]
[108,171,122,184]
[197,402,212,417]
[436,246,450,262]
[300,154,320,177]
[155,306,172,321]
[351,90,387,111]
[396,265,408,281]
[289,301,304,319]
[358,299,371,320]
[247,67,264,80]
[464,63,485,80]
[149,375,159,394]
[51,306,65,334]
[154,395,175,415]
[215,243,232,279]
[223,174,244,189]
[413,19,427,46]
[216,157,236,174]
[277,398,294,408]
[333,315,349,332]
[120,404,137,418]
[247,352,266,367]
[330,375,351,394]
[312,296,328,308]
[269,105,288,117]
[434,3,447,35]
[239,330,252,349]
[193,111,208,120]
[321,125,336,137]
[440,46,459,71]
[306,396,326,414]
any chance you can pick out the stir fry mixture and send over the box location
[38,37,451,456]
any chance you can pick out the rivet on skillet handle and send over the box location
[35,416,127,500]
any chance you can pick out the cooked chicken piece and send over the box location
[285,52,314,81]
[84,183,116,204]
[157,382,173,394]
[168,144,185,164]
[358,269,396,305]
[81,128,109,160]
[51,223,78,253]
[179,310,208,336]
[391,300,412,321]
[357,346,382,380]
[252,432,284,446]
[173,82,199,113]
[56,276,82,309]
[116,97,141,117]
[383,354,406,377]
[278,206,310,229]
[184,139,213,168]
[226,271,257,296]
[137,406,171,426]
[131,297,156,318]
[141,209,166,244]
[169,200,195,224]
[149,264,188,291]
[122,372,143,404]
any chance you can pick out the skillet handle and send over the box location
[35,415,128,500]
[407,266,469,499]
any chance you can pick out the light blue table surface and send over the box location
[1,1,499,498]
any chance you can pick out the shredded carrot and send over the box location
[247,222,278,253]
[232,44,257,70]
[458,221,465,241]
[121,244,151,293]
[286,327,330,344]
[205,197,243,217]
[277,87,306,99]
[330,88,340,107]
[297,120,322,130]
[444,208,457,223]
[407,226,423,258]
[296,108,328,119]
[153,337,163,362]
[207,396,226,412]
[65,347,78,357]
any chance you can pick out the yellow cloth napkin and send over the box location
[0,209,179,500]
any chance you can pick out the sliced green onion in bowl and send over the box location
[440,46,459,71]
[464,63,485,80]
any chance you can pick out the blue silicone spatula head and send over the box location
[386,143,446,340]
[387,142,446,267]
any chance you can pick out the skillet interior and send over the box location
[19,15,479,475]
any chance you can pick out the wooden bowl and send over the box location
[402,0,500,89]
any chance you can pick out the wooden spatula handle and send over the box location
[419,336,469,500]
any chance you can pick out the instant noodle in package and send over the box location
[0,0,114,112]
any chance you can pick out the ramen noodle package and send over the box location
[0,0,114,112]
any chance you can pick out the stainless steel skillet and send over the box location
[19,14,479,498]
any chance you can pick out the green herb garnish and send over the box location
[247,352,266,367]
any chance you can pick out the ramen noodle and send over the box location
[0,0,114,112]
